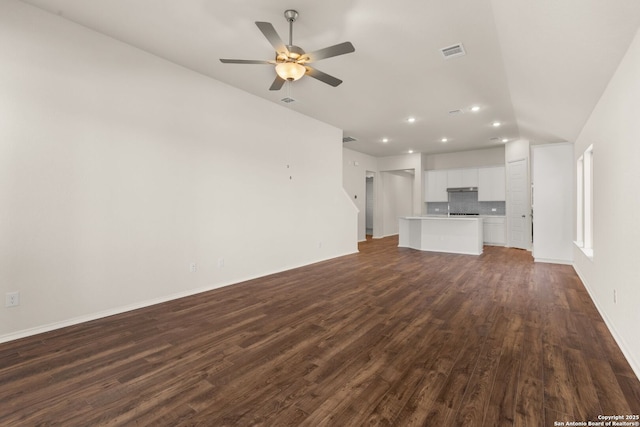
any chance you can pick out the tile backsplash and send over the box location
[426,192,505,215]
[426,202,448,215]
[479,201,506,215]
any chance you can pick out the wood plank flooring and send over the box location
[1,236,639,426]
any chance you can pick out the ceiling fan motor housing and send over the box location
[277,45,306,62]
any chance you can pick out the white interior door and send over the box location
[507,159,531,249]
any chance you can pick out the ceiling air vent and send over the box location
[280,97,296,104]
[342,136,357,143]
[448,109,464,116]
[440,43,466,59]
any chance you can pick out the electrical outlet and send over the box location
[189,262,197,273]
[6,292,20,307]
[613,289,617,304]
[218,258,225,268]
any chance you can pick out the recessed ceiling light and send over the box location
[492,121,501,127]
[382,137,389,143]
[502,138,508,143]
[408,150,414,154]
[470,105,480,112]
[407,117,416,123]
[441,138,448,143]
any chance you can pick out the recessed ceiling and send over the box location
[18,0,640,157]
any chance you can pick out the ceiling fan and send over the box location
[220,10,355,91]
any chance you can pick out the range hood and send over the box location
[447,187,478,192]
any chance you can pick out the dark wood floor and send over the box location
[1,236,639,426]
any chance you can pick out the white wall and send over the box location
[505,138,531,163]
[378,153,424,216]
[532,143,574,264]
[0,1,357,341]
[381,171,414,237]
[573,28,640,378]
[423,146,505,170]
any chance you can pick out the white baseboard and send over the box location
[0,250,358,345]
[0,287,222,344]
[534,257,573,265]
[380,233,399,238]
[573,263,640,381]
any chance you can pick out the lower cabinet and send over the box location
[483,217,506,245]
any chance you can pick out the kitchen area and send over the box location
[346,140,573,264]
[398,165,506,255]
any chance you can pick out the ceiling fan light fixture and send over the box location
[276,62,306,81]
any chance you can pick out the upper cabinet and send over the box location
[463,168,478,187]
[478,166,506,201]
[425,170,448,202]
[426,166,504,203]
[446,168,478,188]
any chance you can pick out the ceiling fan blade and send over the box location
[255,21,288,54]
[269,75,286,91]
[305,41,355,62]
[220,59,275,64]
[305,66,343,87]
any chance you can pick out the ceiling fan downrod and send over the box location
[284,9,298,46]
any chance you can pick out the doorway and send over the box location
[365,174,374,238]
[380,170,414,237]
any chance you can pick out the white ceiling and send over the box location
[19,0,640,157]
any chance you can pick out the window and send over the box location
[576,155,584,245]
[576,145,593,259]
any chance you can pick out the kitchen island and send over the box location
[398,216,484,255]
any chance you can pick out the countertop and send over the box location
[402,216,483,221]
[422,215,505,218]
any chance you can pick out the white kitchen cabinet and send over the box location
[483,217,506,245]
[446,169,462,188]
[478,166,506,201]
[462,168,478,187]
[447,168,478,188]
[425,170,448,202]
